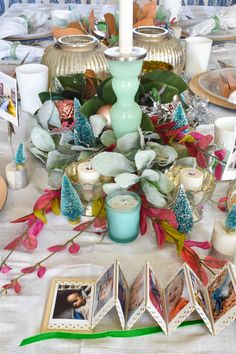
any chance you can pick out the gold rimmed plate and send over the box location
[0,175,8,211]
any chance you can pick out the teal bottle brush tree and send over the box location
[61,175,84,224]
[6,142,28,190]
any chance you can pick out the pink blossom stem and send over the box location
[0,231,27,268]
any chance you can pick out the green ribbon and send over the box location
[9,41,20,60]
[19,14,32,32]
[20,319,204,347]
[211,15,220,33]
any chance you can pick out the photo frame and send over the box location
[0,71,18,126]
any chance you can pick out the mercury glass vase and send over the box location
[133,26,184,75]
[104,47,146,139]
[41,35,108,83]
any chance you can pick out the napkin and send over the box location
[0,40,44,61]
[0,10,48,39]
[189,5,236,36]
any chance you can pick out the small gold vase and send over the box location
[133,26,184,75]
[41,35,108,83]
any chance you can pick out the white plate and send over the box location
[7,22,52,41]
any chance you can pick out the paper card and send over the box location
[92,263,116,328]
[115,262,129,329]
[41,278,95,332]
[165,266,195,335]
[207,264,236,335]
[221,127,236,181]
[126,267,146,329]
[188,267,213,334]
[0,71,18,126]
[146,264,167,334]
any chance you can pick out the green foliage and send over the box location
[61,175,83,221]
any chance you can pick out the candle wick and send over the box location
[122,199,128,206]
[190,161,196,176]
[87,161,92,171]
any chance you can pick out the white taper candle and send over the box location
[119,0,133,55]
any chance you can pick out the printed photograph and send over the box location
[149,269,163,317]
[165,269,190,322]
[0,72,18,126]
[93,264,114,316]
[52,283,92,321]
[208,269,236,322]
[118,267,128,317]
[189,271,209,316]
[128,269,145,320]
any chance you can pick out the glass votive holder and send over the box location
[76,182,103,217]
[105,191,141,243]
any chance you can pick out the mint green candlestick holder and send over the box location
[104,47,146,139]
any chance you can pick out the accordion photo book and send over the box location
[41,261,236,335]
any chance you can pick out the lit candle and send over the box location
[119,0,133,55]
[179,166,204,192]
[211,221,236,260]
[105,191,141,243]
[77,161,101,185]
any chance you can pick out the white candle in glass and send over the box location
[119,0,133,55]
[108,194,139,210]
[211,221,236,257]
[77,161,101,185]
[179,167,204,192]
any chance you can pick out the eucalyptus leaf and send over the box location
[71,145,100,151]
[115,173,140,189]
[46,150,77,171]
[141,169,160,182]
[78,151,93,161]
[59,131,74,145]
[89,114,107,137]
[117,132,140,153]
[142,180,167,208]
[92,152,135,177]
[100,130,116,146]
[31,126,55,152]
[28,145,48,164]
[154,171,174,194]
[135,150,156,171]
[48,169,63,188]
[145,142,178,166]
[103,183,122,195]
[175,157,197,167]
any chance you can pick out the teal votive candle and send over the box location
[105,191,141,243]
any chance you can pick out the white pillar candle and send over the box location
[108,194,139,210]
[119,0,133,55]
[179,167,204,192]
[77,162,101,185]
[211,221,236,257]
[214,116,236,152]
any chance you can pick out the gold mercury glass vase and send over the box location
[133,26,185,75]
[41,34,108,83]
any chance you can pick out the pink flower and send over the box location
[37,265,46,278]
[0,264,12,274]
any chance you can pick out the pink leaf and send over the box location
[217,196,228,212]
[68,242,80,254]
[214,149,226,161]
[198,135,213,149]
[33,190,61,211]
[48,244,67,252]
[152,221,166,247]
[203,256,227,269]
[21,266,36,274]
[2,283,13,290]
[93,217,107,229]
[73,221,91,231]
[0,264,12,274]
[184,240,211,250]
[23,236,38,250]
[4,236,23,250]
[147,208,177,228]
[196,151,207,169]
[214,163,223,181]
[13,281,21,294]
[37,265,46,278]
[181,246,208,285]
[189,131,204,140]
[140,207,147,235]
[11,213,35,224]
[28,219,45,237]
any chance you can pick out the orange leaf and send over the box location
[52,27,85,39]
[104,13,117,36]
[133,3,142,23]
[141,1,157,20]
[85,69,97,79]
[88,9,95,31]
[134,18,154,28]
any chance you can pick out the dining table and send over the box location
[0,3,236,354]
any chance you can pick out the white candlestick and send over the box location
[77,162,101,185]
[179,167,204,192]
[211,221,236,257]
[108,194,139,210]
[119,0,133,55]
